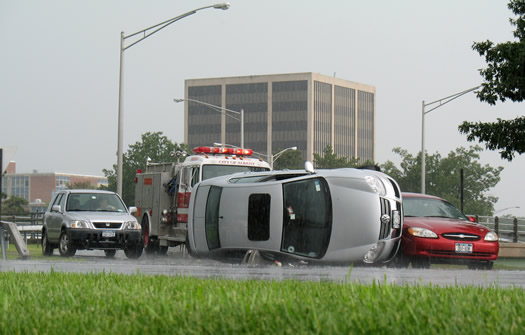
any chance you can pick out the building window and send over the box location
[188,85,222,149]
[358,91,375,162]
[314,81,332,157]
[272,80,308,159]
[56,176,70,191]
[226,82,268,153]
[11,175,30,200]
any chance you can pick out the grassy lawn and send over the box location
[0,271,524,334]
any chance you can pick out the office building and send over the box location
[183,72,375,164]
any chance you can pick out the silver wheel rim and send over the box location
[60,234,69,254]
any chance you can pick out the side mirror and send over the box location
[129,206,137,214]
[305,161,315,174]
[52,205,61,213]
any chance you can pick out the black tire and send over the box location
[387,248,410,268]
[158,245,169,256]
[411,257,431,269]
[468,261,494,270]
[104,250,117,258]
[58,230,76,257]
[41,229,54,256]
[124,244,143,259]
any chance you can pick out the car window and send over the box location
[281,177,332,258]
[205,186,222,250]
[403,197,468,220]
[50,193,64,212]
[66,193,127,212]
[248,194,271,241]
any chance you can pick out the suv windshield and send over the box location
[202,165,269,180]
[404,197,468,220]
[66,193,127,213]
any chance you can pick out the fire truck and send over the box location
[134,146,271,255]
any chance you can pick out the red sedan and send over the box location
[392,192,499,269]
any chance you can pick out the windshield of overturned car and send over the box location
[404,197,468,220]
[281,177,332,259]
[66,193,127,213]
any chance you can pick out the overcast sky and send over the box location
[1,0,524,216]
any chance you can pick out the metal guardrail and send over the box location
[1,212,44,243]
[476,216,525,243]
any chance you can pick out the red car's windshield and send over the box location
[404,197,468,220]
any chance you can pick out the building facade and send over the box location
[1,162,108,209]
[184,72,375,164]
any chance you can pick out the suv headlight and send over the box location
[408,227,438,239]
[123,221,141,230]
[484,231,498,241]
[71,220,90,229]
[364,175,386,196]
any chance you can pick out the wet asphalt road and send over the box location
[1,249,524,288]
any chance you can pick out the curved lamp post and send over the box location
[494,206,520,215]
[116,3,230,196]
[174,98,244,149]
[421,85,480,194]
[269,146,298,169]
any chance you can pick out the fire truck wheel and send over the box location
[158,246,168,256]
[142,216,157,254]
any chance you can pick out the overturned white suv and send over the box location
[42,190,143,258]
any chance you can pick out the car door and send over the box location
[45,192,65,241]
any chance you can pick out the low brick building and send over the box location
[1,162,108,208]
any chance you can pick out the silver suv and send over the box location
[42,190,143,258]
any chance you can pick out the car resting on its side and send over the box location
[42,190,143,258]
[186,165,403,265]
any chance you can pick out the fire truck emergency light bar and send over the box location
[193,146,253,156]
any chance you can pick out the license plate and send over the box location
[455,243,473,253]
[102,230,116,238]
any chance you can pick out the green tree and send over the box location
[104,132,187,206]
[1,195,29,215]
[272,149,304,170]
[458,0,525,161]
[381,146,503,215]
[313,145,361,169]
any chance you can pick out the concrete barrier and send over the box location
[499,243,525,258]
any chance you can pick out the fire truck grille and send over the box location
[93,222,122,229]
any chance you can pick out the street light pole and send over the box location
[174,98,244,149]
[270,146,297,169]
[421,85,480,194]
[116,3,230,196]
[494,206,520,215]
